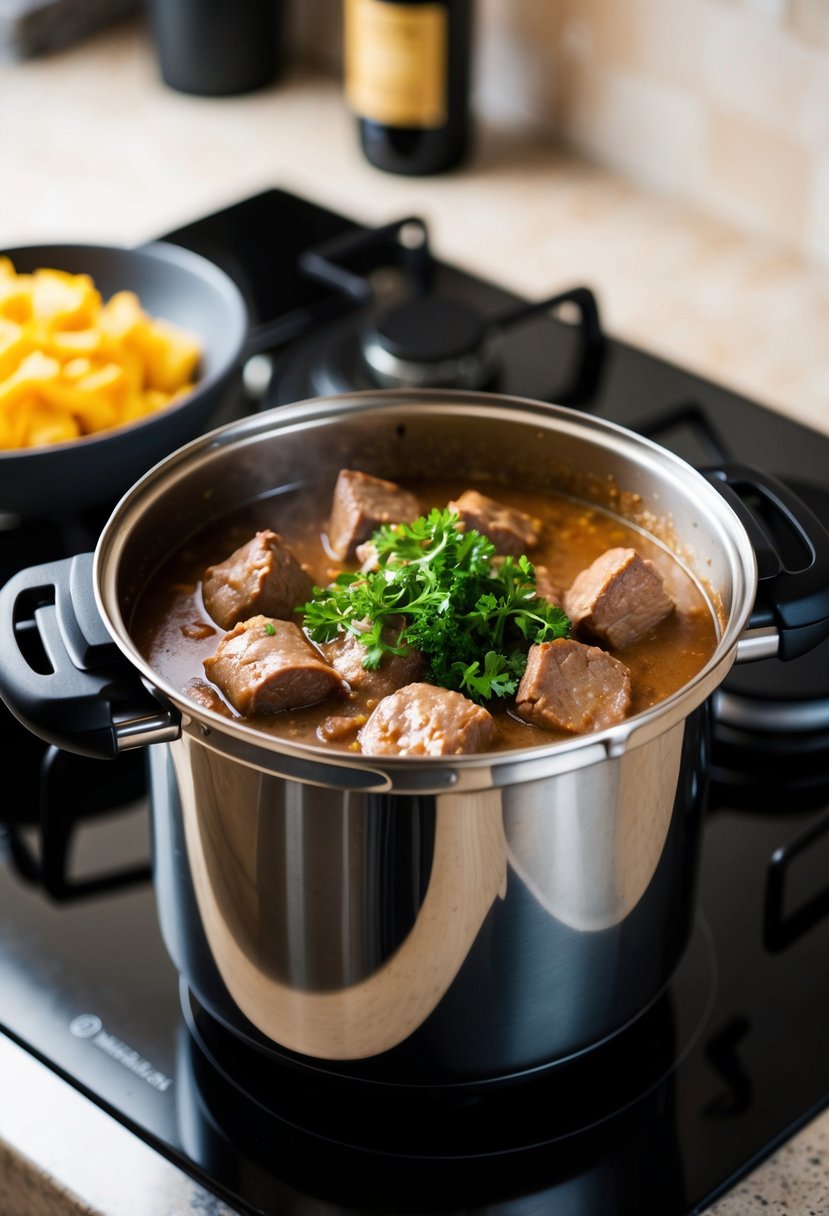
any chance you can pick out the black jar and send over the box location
[344,0,474,175]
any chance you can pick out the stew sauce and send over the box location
[131,477,719,753]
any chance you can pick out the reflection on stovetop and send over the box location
[178,970,693,1213]
[180,919,716,1162]
[2,188,829,1216]
[2,792,829,1215]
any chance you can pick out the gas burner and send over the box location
[714,648,829,737]
[362,295,495,389]
[716,478,829,738]
[628,404,829,752]
[705,476,829,802]
[270,214,604,406]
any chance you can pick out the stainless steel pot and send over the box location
[3,389,829,1088]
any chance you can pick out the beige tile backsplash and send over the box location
[292,0,829,268]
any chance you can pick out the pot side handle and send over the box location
[0,553,180,760]
[703,464,829,662]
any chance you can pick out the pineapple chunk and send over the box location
[0,259,202,450]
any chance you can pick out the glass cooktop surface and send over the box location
[1,188,828,1216]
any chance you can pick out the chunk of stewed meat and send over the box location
[317,712,367,744]
[360,683,495,757]
[202,530,314,631]
[564,548,674,650]
[182,677,235,718]
[321,621,426,702]
[532,564,561,607]
[515,638,632,734]
[327,469,420,561]
[447,489,540,555]
[203,616,345,716]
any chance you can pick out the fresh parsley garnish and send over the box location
[302,507,570,701]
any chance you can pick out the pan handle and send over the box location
[703,464,829,662]
[0,554,180,760]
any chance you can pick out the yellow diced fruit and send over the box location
[0,396,31,448]
[42,362,127,433]
[0,276,34,324]
[76,363,130,433]
[61,357,94,381]
[108,344,145,398]
[143,389,173,413]
[0,318,28,380]
[137,318,200,394]
[31,269,100,330]
[46,328,104,358]
[99,290,145,341]
[23,402,81,448]
[119,393,150,423]
[0,350,61,409]
[76,362,128,397]
[0,261,202,450]
[121,389,172,425]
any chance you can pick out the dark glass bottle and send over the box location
[344,0,473,176]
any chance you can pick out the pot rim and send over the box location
[94,388,758,791]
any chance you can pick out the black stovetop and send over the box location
[1,188,829,1216]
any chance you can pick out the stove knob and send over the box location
[361,297,498,389]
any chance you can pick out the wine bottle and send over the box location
[344,0,473,176]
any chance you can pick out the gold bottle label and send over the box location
[344,0,448,129]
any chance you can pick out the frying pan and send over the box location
[0,241,249,516]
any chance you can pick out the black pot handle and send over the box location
[703,464,829,661]
[0,554,180,759]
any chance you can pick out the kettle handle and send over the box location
[703,464,829,662]
[0,553,180,759]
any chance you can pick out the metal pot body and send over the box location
[149,707,709,1086]
[90,391,757,1083]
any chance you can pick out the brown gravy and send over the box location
[131,478,719,753]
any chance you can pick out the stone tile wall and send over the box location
[291,0,829,267]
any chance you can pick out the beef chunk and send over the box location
[203,616,345,716]
[360,683,495,757]
[515,638,632,734]
[321,621,426,703]
[182,677,235,718]
[181,619,217,641]
[532,564,561,607]
[202,530,313,631]
[564,547,674,650]
[317,712,367,744]
[327,469,420,561]
[447,489,540,555]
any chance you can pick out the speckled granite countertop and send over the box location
[1,15,829,1216]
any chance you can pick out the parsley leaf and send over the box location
[302,507,570,702]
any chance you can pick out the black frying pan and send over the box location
[0,241,249,516]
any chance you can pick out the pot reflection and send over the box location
[175,969,691,1216]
